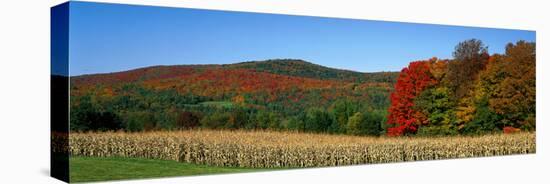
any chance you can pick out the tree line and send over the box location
[386,39,535,136]
[70,83,390,136]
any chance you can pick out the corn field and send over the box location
[66,130,535,168]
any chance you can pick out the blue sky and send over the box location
[66,1,535,76]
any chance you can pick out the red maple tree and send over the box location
[387,60,436,136]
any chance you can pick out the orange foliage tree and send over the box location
[476,41,536,130]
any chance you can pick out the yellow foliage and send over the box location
[232,94,246,105]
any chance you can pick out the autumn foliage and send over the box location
[387,40,536,136]
[68,40,535,137]
[387,60,436,136]
[503,126,521,134]
[69,59,395,135]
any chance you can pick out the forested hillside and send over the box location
[226,59,397,83]
[70,59,397,135]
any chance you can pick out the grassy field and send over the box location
[67,130,535,169]
[69,156,266,182]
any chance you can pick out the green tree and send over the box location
[362,111,384,136]
[70,95,95,131]
[305,108,334,133]
[124,111,156,132]
[70,94,123,132]
[346,111,383,136]
[226,109,248,129]
[346,112,363,135]
[462,97,501,135]
[330,99,360,133]
[200,112,229,129]
[255,111,280,129]
[284,116,305,131]
[414,87,458,136]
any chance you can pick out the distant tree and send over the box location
[346,111,383,136]
[305,108,334,133]
[284,116,306,131]
[70,94,123,132]
[200,112,229,129]
[232,94,246,106]
[155,110,178,130]
[255,111,280,129]
[124,111,156,132]
[94,111,123,131]
[367,90,390,110]
[346,112,363,135]
[226,109,248,129]
[70,95,95,131]
[176,111,201,129]
[362,111,384,136]
[330,99,360,133]
[243,115,259,130]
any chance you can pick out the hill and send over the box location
[69,59,396,133]
[226,59,398,83]
[71,59,398,87]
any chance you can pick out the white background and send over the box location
[0,0,547,183]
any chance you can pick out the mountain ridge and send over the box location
[71,59,398,86]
